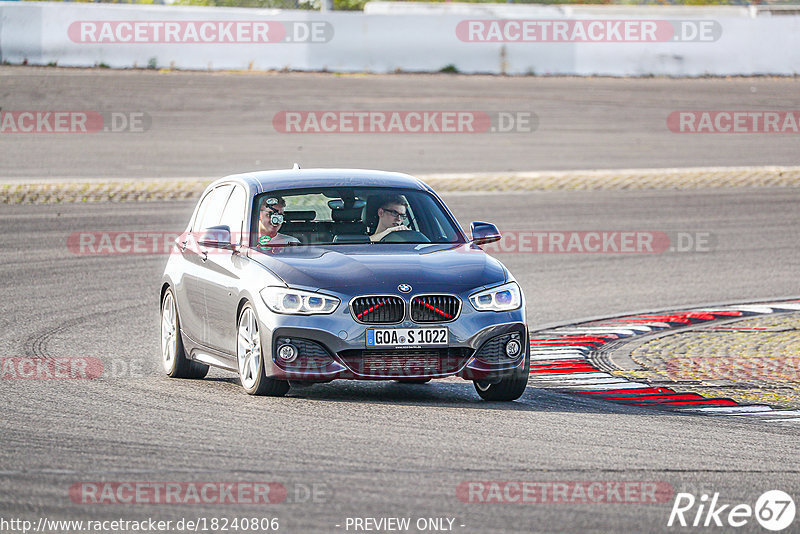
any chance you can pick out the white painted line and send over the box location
[756,303,800,310]
[555,381,655,391]
[691,405,773,413]
[616,325,654,333]
[688,409,800,419]
[547,326,653,334]
[529,347,591,352]
[529,346,592,351]
[531,342,588,349]
[531,349,591,357]
[530,350,589,357]
[596,322,672,329]
[692,303,800,312]
[688,307,740,312]
[529,372,614,380]
[530,355,588,361]
[735,410,800,417]
[529,345,592,352]
[535,378,630,387]
[579,382,652,390]
[715,305,776,314]
[544,328,640,336]
[529,351,592,358]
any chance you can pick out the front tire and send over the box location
[161,288,209,379]
[237,303,289,397]
[473,356,529,402]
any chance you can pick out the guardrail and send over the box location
[1,1,798,75]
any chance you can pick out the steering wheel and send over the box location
[380,230,431,243]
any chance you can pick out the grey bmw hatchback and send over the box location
[160,168,529,401]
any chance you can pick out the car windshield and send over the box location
[251,187,465,247]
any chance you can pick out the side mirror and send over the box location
[471,221,501,245]
[198,225,233,249]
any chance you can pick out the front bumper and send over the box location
[253,296,527,382]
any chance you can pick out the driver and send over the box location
[370,196,410,242]
[257,197,300,246]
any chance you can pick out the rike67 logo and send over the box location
[668,490,795,531]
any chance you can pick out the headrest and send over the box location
[283,210,316,222]
[331,207,363,223]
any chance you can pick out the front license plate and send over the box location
[366,327,448,347]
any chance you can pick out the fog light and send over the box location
[505,339,521,358]
[278,344,298,363]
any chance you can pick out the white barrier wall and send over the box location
[1,1,799,76]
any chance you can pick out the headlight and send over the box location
[469,282,522,312]
[260,287,340,315]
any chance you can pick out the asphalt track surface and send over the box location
[2,187,800,533]
[2,68,800,180]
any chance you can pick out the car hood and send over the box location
[249,243,506,293]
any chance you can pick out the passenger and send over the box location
[257,197,300,246]
[370,195,410,242]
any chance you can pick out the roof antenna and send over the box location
[292,163,301,170]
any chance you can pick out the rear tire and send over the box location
[473,355,529,402]
[161,288,209,379]
[237,303,289,397]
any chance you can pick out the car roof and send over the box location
[214,168,431,195]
